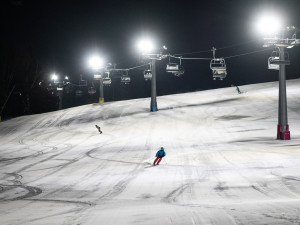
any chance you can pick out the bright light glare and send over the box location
[65,76,69,80]
[255,15,282,36]
[137,39,154,53]
[88,56,104,70]
[51,74,58,81]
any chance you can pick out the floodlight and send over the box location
[65,76,69,80]
[51,73,58,81]
[88,55,104,70]
[137,39,155,53]
[255,14,282,36]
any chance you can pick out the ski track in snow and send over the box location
[1,80,300,224]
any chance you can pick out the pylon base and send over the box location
[277,124,291,140]
[99,97,104,103]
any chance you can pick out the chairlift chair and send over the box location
[88,87,96,95]
[268,50,290,70]
[166,63,185,76]
[212,69,227,80]
[79,74,87,86]
[144,70,152,80]
[174,71,184,77]
[268,50,280,70]
[210,58,227,80]
[103,77,112,86]
[76,89,83,97]
[270,52,290,65]
[94,74,101,80]
[268,57,280,70]
[79,80,87,86]
[120,75,131,84]
[65,85,72,94]
[166,63,179,72]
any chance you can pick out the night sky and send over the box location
[2,0,300,115]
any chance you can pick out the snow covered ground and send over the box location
[1,79,300,225]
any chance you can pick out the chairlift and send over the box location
[120,75,131,84]
[144,70,152,80]
[79,80,87,86]
[65,85,72,94]
[210,58,227,80]
[88,87,96,95]
[79,74,87,86]
[94,74,101,80]
[120,70,130,84]
[174,70,184,77]
[268,57,280,70]
[268,50,280,70]
[103,77,112,86]
[166,57,185,76]
[166,63,179,72]
[76,89,83,97]
[210,47,227,80]
[79,74,87,87]
[268,50,290,69]
[166,63,185,74]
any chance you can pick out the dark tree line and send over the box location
[0,40,58,119]
[0,0,58,120]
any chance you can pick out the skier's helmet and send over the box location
[161,147,164,150]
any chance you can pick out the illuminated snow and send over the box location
[1,79,300,225]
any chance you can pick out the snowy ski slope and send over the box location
[1,79,300,225]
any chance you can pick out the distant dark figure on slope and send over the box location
[95,125,102,134]
[153,147,166,166]
[231,84,242,94]
[236,86,242,94]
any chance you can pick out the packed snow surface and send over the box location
[1,80,300,225]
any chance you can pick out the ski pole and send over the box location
[163,158,168,165]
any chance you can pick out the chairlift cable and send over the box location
[217,39,260,51]
[67,82,82,87]
[170,55,211,60]
[170,47,271,61]
[126,63,150,71]
[173,39,259,56]
[223,48,272,59]
[173,50,211,56]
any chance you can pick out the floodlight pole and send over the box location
[93,69,104,103]
[277,46,290,140]
[140,49,166,112]
[99,74,104,103]
[52,77,64,110]
[150,59,158,112]
[263,25,300,140]
[58,83,63,110]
